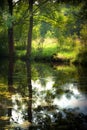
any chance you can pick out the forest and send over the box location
[0,0,87,64]
[0,1,87,130]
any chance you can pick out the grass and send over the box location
[15,37,87,64]
[31,38,58,61]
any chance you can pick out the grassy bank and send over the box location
[15,38,87,65]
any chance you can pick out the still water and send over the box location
[0,59,87,130]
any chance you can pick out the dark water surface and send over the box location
[0,59,87,130]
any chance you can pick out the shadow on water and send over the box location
[0,59,87,130]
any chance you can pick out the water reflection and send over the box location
[0,58,13,129]
[0,60,87,129]
[8,57,14,127]
[10,60,32,129]
[26,60,32,125]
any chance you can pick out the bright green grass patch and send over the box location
[31,38,58,60]
[57,51,77,60]
[31,45,58,60]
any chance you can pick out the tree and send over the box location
[27,0,34,58]
[0,0,15,58]
[1,0,86,59]
[26,0,50,58]
[8,0,14,58]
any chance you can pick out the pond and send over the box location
[0,59,87,130]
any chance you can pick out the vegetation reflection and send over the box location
[0,60,87,129]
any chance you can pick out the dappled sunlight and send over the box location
[0,116,10,121]
[54,64,76,72]
[0,0,87,128]
[0,60,87,129]
[32,77,54,107]
[53,83,87,114]
[32,77,54,91]
[11,93,27,124]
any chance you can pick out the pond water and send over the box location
[0,59,87,130]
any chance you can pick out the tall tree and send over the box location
[27,0,34,58]
[8,0,14,58]
[26,0,49,58]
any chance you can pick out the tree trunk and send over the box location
[27,0,33,58]
[8,0,14,58]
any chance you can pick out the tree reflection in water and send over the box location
[0,60,87,130]
[8,57,14,125]
[0,58,14,129]
[26,60,32,129]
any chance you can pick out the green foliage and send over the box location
[0,31,8,56]
[0,0,87,65]
[40,21,51,38]
[0,8,8,56]
[4,14,15,28]
[33,24,41,39]
[76,48,87,64]
[78,1,87,21]
[80,24,87,46]
[14,1,28,24]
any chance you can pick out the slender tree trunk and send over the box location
[8,0,14,58]
[27,0,33,58]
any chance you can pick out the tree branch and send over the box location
[14,7,29,25]
[33,0,49,14]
